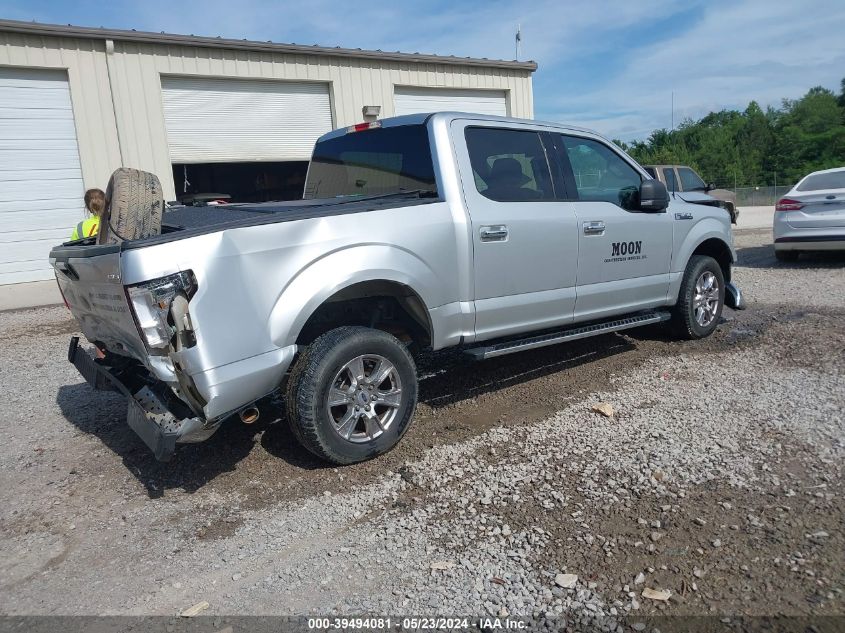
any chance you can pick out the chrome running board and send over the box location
[465,311,672,360]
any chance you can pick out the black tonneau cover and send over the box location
[161,198,333,230]
[126,194,439,250]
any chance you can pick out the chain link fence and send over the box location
[728,186,792,207]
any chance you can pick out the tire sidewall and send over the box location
[302,330,417,463]
[681,256,725,339]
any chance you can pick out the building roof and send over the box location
[0,19,537,72]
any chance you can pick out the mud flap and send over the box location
[68,336,116,392]
[126,387,179,462]
[725,282,746,310]
[67,337,216,462]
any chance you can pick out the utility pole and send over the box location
[515,24,521,60]
[671,91,674,132]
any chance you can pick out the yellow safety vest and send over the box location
[71,217,99,241]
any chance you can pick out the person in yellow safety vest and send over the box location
[70,188,106,240]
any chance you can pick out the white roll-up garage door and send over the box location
[0,68,85,285]
[394,87,508,117]
[161,77,334,163]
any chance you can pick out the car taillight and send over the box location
[775,198,803,212]
[126,270,197,352]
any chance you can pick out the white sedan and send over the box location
[774,167,845,261]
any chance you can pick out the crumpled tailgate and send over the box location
[50,243,148,363]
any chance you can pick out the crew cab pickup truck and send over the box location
[643,164,739,224]
[51,113,744,465]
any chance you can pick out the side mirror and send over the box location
[640,179,669,211]
[706,182,716,192]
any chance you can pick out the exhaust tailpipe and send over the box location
[239,405,260,424]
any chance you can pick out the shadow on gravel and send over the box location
[57,332,642,495]
[55,384,319,498]
[736,244,845,269]
[413,333,636,408]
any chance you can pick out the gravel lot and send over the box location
[0,228,843,626]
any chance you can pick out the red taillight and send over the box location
[775,198,803,212]
[347,120,382,133]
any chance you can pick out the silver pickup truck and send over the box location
[51,113,744,464]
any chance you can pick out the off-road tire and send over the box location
[775,249,799,263]
[670,255,725,340]
[285,326,418,465]
[98,168,164,244]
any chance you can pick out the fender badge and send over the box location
[107,273,121,281]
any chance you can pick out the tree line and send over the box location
[614,79,845,189]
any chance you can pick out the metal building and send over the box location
[0,19,536,298]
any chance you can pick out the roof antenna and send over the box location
[515,24,521,61]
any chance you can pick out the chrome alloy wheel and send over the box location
[326,354,403,443]
[693,271,720,327]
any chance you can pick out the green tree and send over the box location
[625,80,845,188]
[774,86,845,182]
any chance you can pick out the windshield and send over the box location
[797,171,845,191]
[678,167,707,190]
[304,124,438,199]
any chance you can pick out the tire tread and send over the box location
[98,168,164,244]
[285,326,417,464]
[670,254,724,340]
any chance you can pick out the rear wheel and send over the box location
[775,249,799,263]
[98,168,164,244]
[671,255,725,340]
[285,326,418,464]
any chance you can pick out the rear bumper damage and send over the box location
[68,336,220,461]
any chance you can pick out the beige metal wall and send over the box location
[0,33,122,195]
[1,33,534,200]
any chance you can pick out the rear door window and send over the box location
[464,127,555,202]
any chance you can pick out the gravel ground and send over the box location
[0,229,843,626]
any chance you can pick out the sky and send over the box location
[2,0,844,141]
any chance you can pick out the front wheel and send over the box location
[670,255,725,340]
[285,326,418,464]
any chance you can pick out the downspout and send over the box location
[104,39,125,166]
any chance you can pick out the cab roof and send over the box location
[316,112,601,143]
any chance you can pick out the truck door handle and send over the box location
[480,225,509,242]
[583,221,606,235]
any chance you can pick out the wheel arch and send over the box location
[691,237,733,283]
[669,220,735,305]
[295,279,433,348]
[268,245,438,349]
[674,219,735,280]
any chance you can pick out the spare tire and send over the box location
[97,168,164,244]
